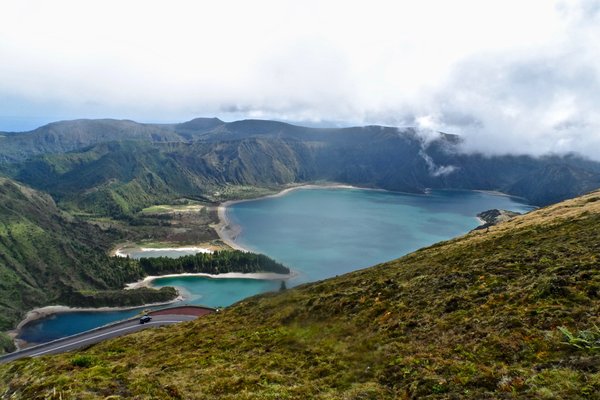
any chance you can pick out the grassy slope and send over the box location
[2,192,600,399]
[0,178,168,332]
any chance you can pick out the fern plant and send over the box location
[558,325,600,352]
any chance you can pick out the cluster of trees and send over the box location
[138,250,290,275]
[57,286,178,308]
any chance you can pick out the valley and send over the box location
[0,118,598,398]
[0,118,598,340]
[2,185,599,398]
[3,3,599,397]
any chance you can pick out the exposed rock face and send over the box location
[475,209,522,230]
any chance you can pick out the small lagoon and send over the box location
[20,188,534,344]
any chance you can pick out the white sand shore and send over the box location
[126,271,292,290]
[114,246,214,258]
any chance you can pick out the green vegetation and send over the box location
[209,185,278,202]
[558,325,600,353]
[0,178,139,331]
[138,250,290,275]
[0,177,288,336]
[0,176,186,333]
[57,287,178,308]
[0,179,173,331]
[0,333,16,355]
[4,119,600,217]
[2,190,600,398]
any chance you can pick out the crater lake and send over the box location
[20,188,534,344]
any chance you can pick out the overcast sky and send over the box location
[1,1,599,159]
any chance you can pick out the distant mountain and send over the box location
[4,189,599,398]
[0,117,225,163]
[507,163,600,205]
[2,118,600,211]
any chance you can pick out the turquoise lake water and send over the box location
[19,188,534,344]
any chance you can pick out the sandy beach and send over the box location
[114,246,214,258]
[126,270,293,290]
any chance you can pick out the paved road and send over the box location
[0,314,196,364]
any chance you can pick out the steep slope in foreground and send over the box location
[2,192,600,399]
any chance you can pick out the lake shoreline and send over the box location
[12,267,294,347]
[10,185,529,350]
[8,296,186,350]
[213,182,362,251]
[213,183,527,250]
[126,271,293,290]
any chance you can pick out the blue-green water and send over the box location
[223,188,533,284]
[151,277,280,305]
[19,188,533,344]
[18,309,145,343]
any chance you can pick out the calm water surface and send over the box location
[20,188,533,344]
[223,188,534,283]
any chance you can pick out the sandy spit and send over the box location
[126,270,293,290]
[114,246,213,258]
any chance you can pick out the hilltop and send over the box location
[2,118,600,215]
[2,190,599,399]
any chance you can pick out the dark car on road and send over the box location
[140,315,152,324]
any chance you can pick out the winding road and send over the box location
[0,309,207,364]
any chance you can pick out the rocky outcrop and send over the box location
[474,209,522,230]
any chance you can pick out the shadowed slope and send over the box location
[2,118,600,210]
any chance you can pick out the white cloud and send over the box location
[410,3,600,160]
[0,0,599,159]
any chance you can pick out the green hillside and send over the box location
[2,118,600,212]
[2,191,599,399]
[0,177,177,332]
[0,118,225,163]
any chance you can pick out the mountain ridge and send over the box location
[2,117,599,210]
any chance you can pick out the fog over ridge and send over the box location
[0,0,599,160]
